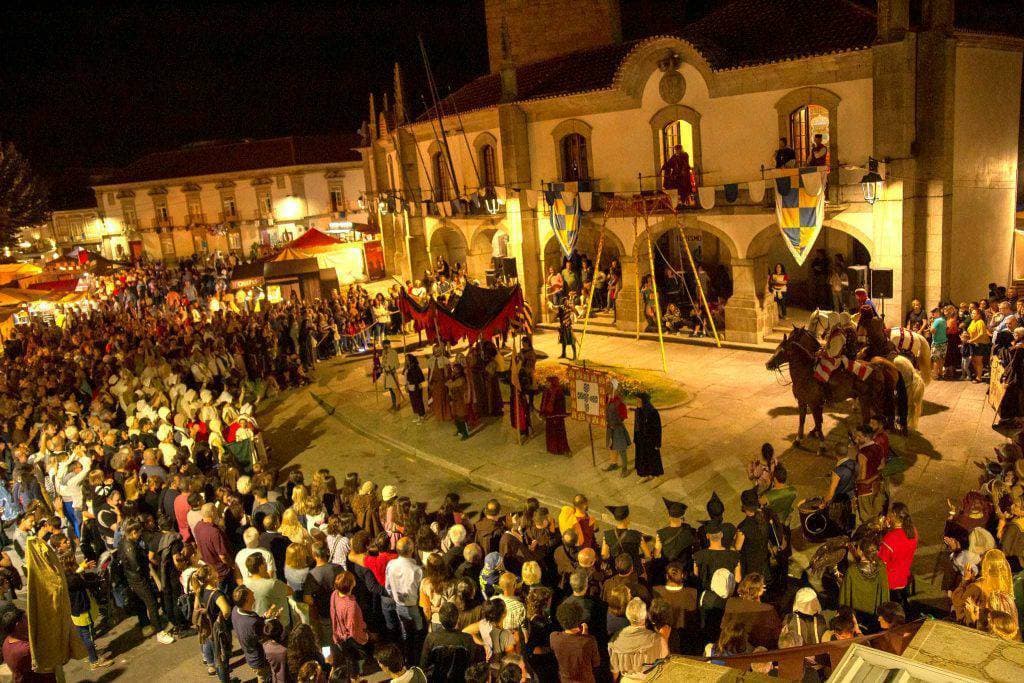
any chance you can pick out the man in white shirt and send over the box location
[384,537,424,636]
[235,527,276,581]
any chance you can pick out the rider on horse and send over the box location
[856,304,907,432]
[813,314,852,385]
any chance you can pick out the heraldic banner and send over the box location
[547,190,580,259]
[773,168,825,266]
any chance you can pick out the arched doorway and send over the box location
[746,222,871,313]
[429,225,469,273]
[467,225,508,281]
[636,223,736,306]
[542,225,623,276]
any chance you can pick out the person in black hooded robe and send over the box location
[697,492,736,550]
[633,392,663,482]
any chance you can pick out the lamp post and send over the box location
[860,157,883,205]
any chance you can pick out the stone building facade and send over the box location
[362,0,1023,343]
[91,135,367,263]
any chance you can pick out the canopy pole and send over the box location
[640,190,669,374]
[677,217,721,347]
[633,213,641,341]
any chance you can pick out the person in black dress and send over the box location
[734,488,770,580]
[651,498,696,587]
[633,393,663,483]
[600,505,651,576]
[404,353,426,420]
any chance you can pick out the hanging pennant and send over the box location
[525,190,539,209]
[579,191,593,212]
[495,186,507,201]
[561,191,575,207]
[724,183,739,203]
[697,186,716,210]
[774,173,825,266]
[800,169,823,197]
[548,193,580,258]
[747,180,766,204]
[665,189,679,207]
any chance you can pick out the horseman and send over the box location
[856,305,906,432]
[813,317,850,388]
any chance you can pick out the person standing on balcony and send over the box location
[774,138,797,169]
[661,145,693,209]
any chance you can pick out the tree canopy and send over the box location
[0,141,50,249]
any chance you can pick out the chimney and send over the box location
[876,0,910,42]
[499,18,517,103]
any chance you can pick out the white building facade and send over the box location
[92,135,368,263]
[364,0,1023,342]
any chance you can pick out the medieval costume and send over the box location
[604,382,631,475]
[602,505,647,572]
[404,353,426,419]
[509,363,531,438]
[466,343,488,418]
[380,341,401,410]
[633,393,663,480]
[519,337,538,406]
[557,302,576,360]
[426,345,452,422]
[482,342,504,417]
[661,147,694,207]
[651,498,696,587]
[539,376,570,455]
[447,362,470,439]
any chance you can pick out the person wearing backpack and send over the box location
[191,565,232,682]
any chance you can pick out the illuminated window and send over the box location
[479,144,497,187]
[186,196,202,221]
[660,119,695,167]
[560,133,589,182]
[256,191,273,218]
[789,104,830,166]
[330,188,345,213]
[432,152,451,201]
[222,195,237,218]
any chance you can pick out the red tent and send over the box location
[284,228,343,253]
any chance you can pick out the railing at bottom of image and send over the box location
[689,619,924,681]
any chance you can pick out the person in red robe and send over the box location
[661,145,694,207]
[539,376,571,455]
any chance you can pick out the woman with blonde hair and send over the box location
[279,508,311,545]
[350,481,381,536]
[722,572,781,649]
[987,611,1021,642]
[956,549,1018,630]
[284,542,313,599]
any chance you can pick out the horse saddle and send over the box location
[867,356,899,384]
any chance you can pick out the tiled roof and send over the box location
[425,0,878,118]
[98,134,362,186]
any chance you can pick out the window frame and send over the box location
[649,105,702,190]
[550,119,594,185]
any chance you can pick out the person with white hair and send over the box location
[608,597,667,680]
[235,526,276,581]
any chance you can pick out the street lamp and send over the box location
[860,157,883,205]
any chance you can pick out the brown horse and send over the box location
[765,326,886,446]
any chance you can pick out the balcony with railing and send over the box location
[218,209,241,223]
[150,216,173,229]
[185,212,207,227]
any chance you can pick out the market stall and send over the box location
[283,229,376,284]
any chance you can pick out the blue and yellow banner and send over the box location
[774,168,825,266]
[548,190,580,259]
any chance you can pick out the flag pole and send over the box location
[640,181,668,374]
[577,212,609,362]
[678,215,721,347]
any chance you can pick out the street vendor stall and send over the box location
[283,228,377,284]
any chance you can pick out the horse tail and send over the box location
[917,333,933,385]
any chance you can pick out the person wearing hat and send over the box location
[693,517,740,594]
[697,492,736,550]
[600,505,650,572]
[603,379,631,477]
[653,499,696,582]
[734,488,771,580]
[633,392,662,483]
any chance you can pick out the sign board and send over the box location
[567,365,608,426]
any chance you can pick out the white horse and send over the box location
[807,309,841,338]
[893,354,926,430]
[889,327,933,385]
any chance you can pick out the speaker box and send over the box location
[871,269,893,299]
[485,271,498,288]
[501,257,518,280]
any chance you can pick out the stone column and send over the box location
[724,259,763,344]
[614,256,641,332]
[498,104,540,313]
